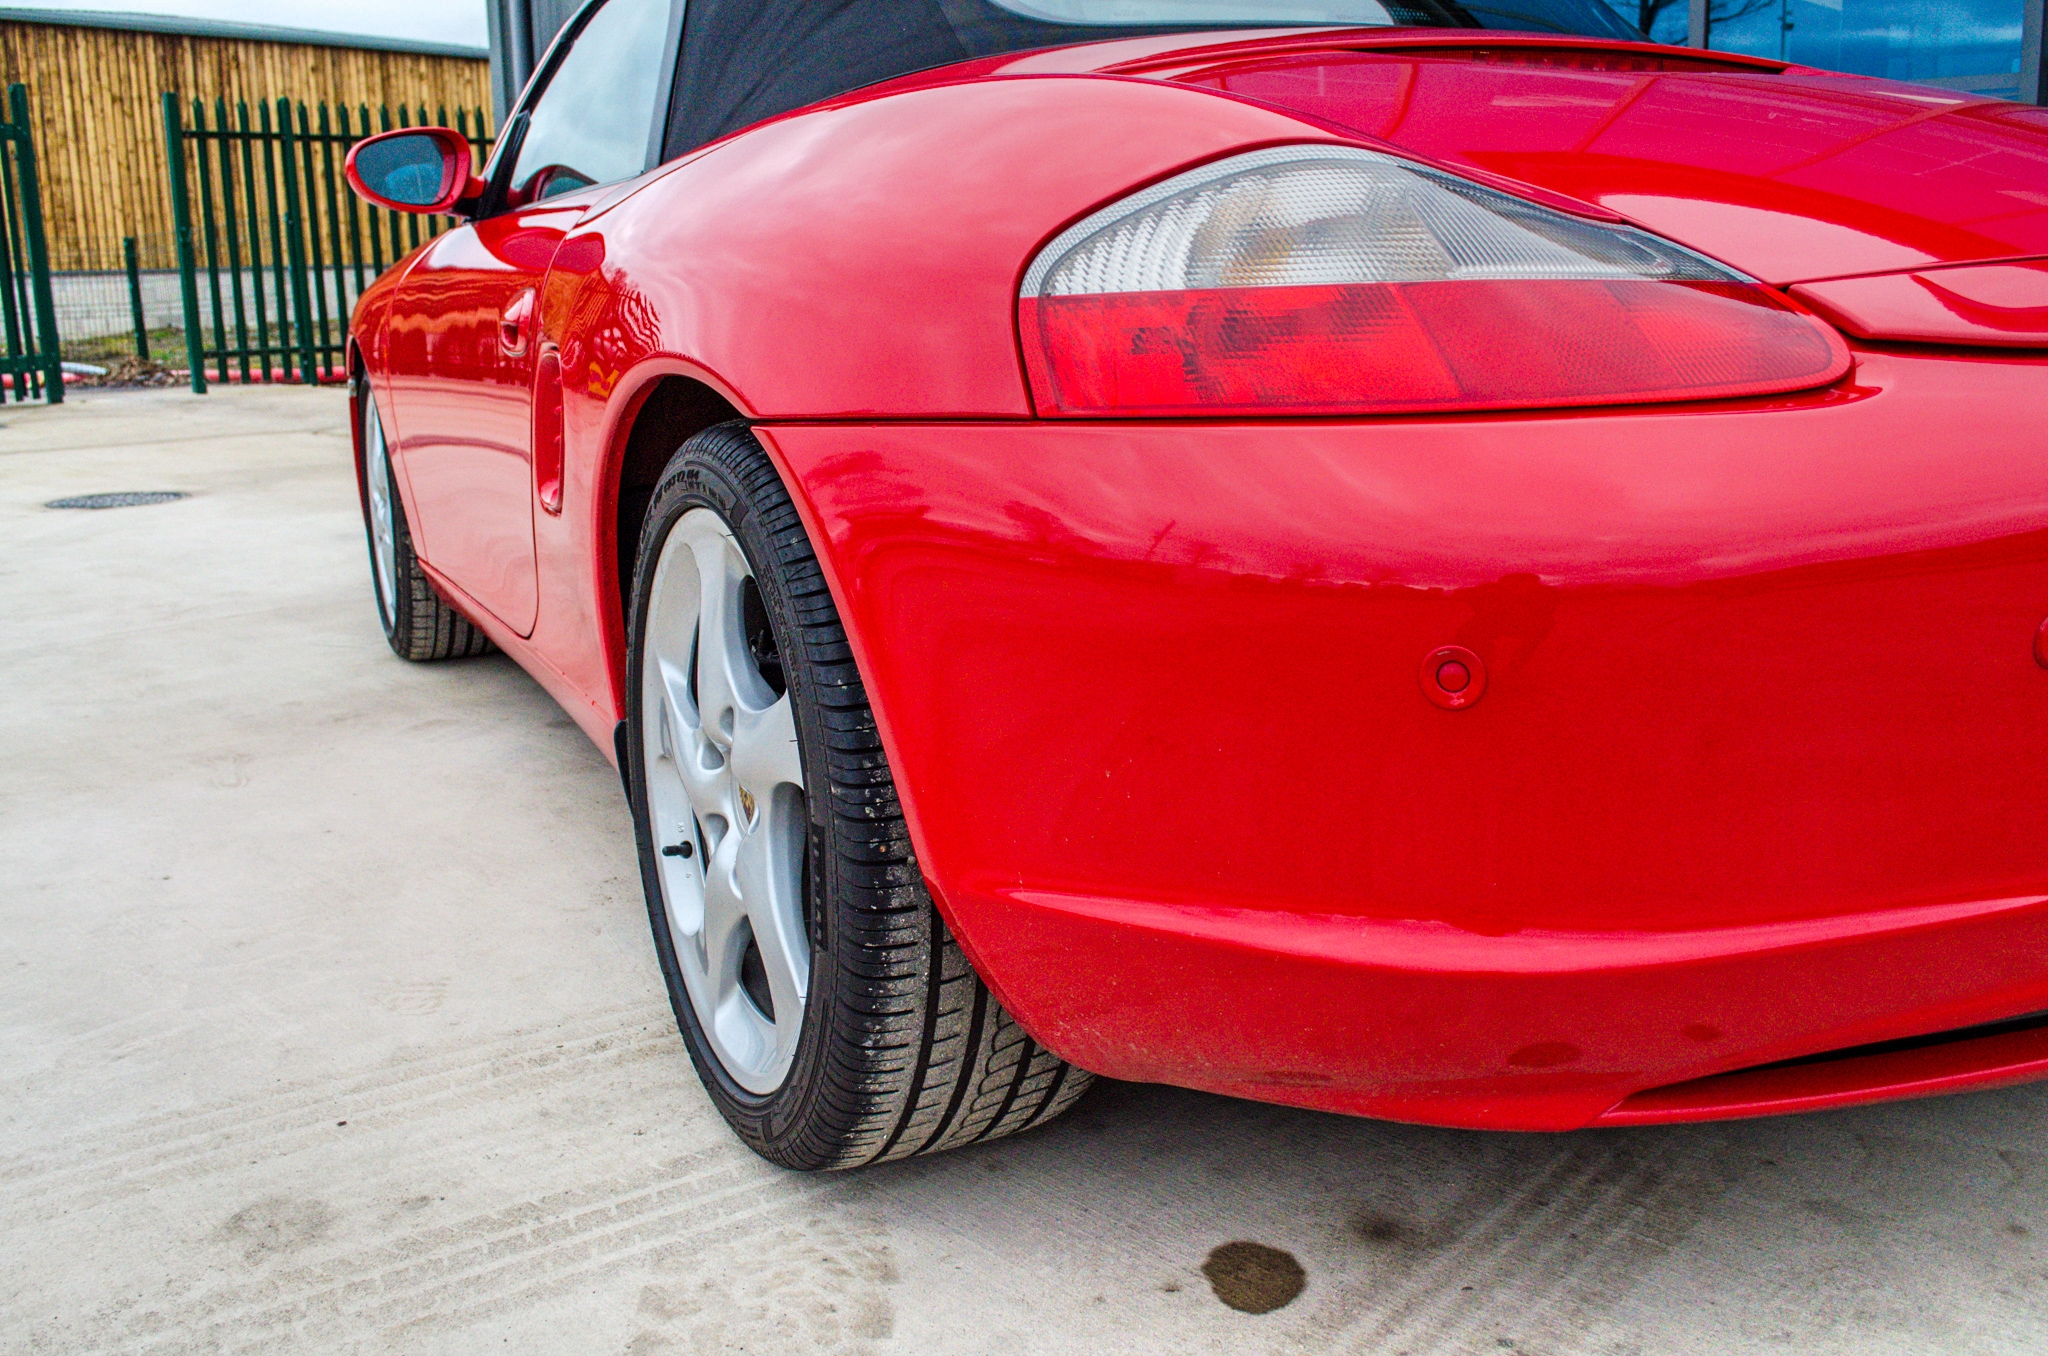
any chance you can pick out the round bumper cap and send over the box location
[1421,645,1486,710]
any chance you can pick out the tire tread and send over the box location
[627,422,1092,1170]
[360,390,495,663]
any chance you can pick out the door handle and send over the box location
[499,289,535,357]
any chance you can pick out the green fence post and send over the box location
[276,99,318,384]
[162,93,206,394]
[123,235,149,360]
[9,85,60,404]
[0,100,33,401]
[319,103,354,375]
[302,102,337,373]
[239,101,273,382]
[191,100,226,383]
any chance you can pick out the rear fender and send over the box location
[555,74,1329,420]
[557,75,1327,718]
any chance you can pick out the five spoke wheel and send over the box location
[641,508,809,1094]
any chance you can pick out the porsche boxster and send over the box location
[343,0,2048,1169]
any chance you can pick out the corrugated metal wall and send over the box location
[0,19,491,271]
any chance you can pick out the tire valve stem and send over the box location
[662,841,694,859]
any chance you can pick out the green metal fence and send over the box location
[163,96,492,394]
[0,83,62,405]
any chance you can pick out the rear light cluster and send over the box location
[1017,146,1849,418]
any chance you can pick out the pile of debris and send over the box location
[62,357,184,389]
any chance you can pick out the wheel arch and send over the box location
[595,361,749,715]
[345,340,413,557]
[346,338,369,522]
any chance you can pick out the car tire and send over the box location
[625,421,1093,1170]
[358,387,494,662]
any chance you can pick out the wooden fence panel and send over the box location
[0,19,490,270]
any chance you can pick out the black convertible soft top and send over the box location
[659,0,1644,158]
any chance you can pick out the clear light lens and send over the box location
[1019,146,1850,417]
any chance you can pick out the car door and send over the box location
[384,0,681,636]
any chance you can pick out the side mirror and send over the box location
[344,128,484,216]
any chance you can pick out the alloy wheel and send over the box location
[640,507,809,1094]
[362,396,398,624]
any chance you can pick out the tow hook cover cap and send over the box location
[1421,645,1486,710]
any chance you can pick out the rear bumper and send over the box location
[763,344,2048,1129]
[956,885,2048,1128]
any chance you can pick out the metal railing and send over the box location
[124,236,150,361]
[0,83,61,404]
[163,96,492,393]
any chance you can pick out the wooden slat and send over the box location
[0,20,491,270]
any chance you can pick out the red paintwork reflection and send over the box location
[1179,53,2048,284]
[383,199,592,635]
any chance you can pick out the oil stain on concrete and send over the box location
[1202,1241,1306,1314]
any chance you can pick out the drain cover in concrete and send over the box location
[45,491,186,510]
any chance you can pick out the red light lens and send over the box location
[1021,278,1850,417]
[1018,145,1854,419]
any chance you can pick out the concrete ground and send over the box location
[3,384,2045,1356]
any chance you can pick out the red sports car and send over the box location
[343,0,2048,1170]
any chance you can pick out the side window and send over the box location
[511,0,677,203]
